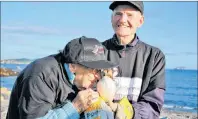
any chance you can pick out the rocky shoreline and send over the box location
[1,87,11,119]
[0,68,19,77]
[1,87,197,119]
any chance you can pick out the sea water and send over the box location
[1,64,197,113]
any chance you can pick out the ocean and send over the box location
[1,64,197,113]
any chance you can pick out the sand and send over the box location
[1,87,197,119]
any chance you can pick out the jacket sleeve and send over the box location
[37,101,80,119]
[132,50,166,119]
[18,73,57,119]
[18,74,55,119]
[18,73,80,119]
[18,73,78,119]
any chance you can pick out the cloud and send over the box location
[144,11,162,20]
[165,53,178,56]
[165,52,197,56]
[1,25,64,36]
[1,24,86,37]
[182,52,197,55]
[13,49,54,58]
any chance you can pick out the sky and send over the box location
[1,2,197,69]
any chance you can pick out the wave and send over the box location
[164,100,197,109]
[168,86,198,90]
[163,104,196,110]
[165,92,197,97]
[163,104,197,113]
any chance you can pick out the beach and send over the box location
[160,109,197,119]
[1,87,197,119]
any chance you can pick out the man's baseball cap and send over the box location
[109,1,144,14]
[61,36,118,69]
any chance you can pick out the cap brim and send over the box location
[79,60,118,69]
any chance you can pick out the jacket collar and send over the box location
[111,34,139,48]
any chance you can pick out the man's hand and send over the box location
[72,89,99,114]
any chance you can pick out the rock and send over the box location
[0,68,19,77]
[1,87,10,119]
[1,87,11,101]
[160,109,198,119]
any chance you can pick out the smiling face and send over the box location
[111,5,144,38]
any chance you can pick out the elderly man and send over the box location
[6,36,119,119]
[103,1,166,119]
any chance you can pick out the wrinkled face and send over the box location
[73,64,101,90]
[111,5,144,37]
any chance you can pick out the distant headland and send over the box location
[0,58,33,77]
[1,58,33,64]
[0,58,196,71]
[173,67,186,70]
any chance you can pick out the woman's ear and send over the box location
[68,63,76,73]
[93,69,102,80]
